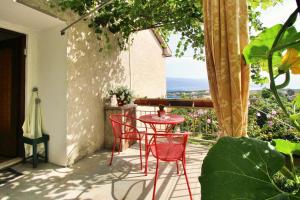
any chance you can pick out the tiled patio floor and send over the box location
[0,144,209,200]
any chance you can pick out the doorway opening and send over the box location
[0,28,26,166]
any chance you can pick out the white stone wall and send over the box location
[65,21,125,165]
[16,0,167,166]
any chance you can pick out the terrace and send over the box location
[1,143,208,200]
[1,0,300,200]
[1,96,294,199]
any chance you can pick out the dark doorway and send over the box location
[0,28,26,162]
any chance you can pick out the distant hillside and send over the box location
[167,77,209,92]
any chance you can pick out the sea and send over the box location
[166,77,273,92]
[167,77,209,92]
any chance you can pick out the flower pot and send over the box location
[157,110,166,117]
[117,100,125,106]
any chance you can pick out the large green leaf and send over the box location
[199,137,299,200]
[273,139,300,156]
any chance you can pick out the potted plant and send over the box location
[157,104,166,117]
[109,86,133,106]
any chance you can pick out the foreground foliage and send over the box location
[199,137,300,200]
[243,3,300,131]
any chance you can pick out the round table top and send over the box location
[138,114,185,125]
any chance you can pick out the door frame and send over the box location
[0,28,26,158]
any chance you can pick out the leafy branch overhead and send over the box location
[57,0,282,60]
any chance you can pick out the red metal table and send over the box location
[138,114,185,175]
[138,114,185,133]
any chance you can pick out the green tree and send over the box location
[57,0,283,60]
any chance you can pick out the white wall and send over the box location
[123,30,166,98]
[65,21,124,165]
[65,28,167,165]
[0,16,68,166]
[36,25,68,166]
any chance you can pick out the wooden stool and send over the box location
[22,134,49,168]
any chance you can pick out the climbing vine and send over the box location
[56,0,283,61]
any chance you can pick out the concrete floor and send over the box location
[0,144,209,200]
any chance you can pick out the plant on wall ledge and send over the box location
[109,86,133,106]
[199,1,300,199]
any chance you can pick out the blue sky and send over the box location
[166,0,300,89]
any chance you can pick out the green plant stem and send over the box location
[289,154,299,184]
[276,72,290,89]
[281,166,295,180]
[267,8,300,132]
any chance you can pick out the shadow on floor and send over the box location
[0,144,209,200]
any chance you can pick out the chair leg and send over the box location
[32,143,38,168]
[144,135,148,176]
[118,139,122,154]
[109,138,117,166]
[44,140,49,163]
[145,146,150,176]
[182,160,192,200]
[176,161,179,175]
[139,139,143,170]
[152,159,159,200]
[183,155,186,175]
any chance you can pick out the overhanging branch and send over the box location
[60,0,114,35]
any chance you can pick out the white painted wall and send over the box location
[0,10,68,166]
[36,25,68,166]
[122,30,166,98]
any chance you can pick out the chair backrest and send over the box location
[152,133,188,161]
[109,114,139,139]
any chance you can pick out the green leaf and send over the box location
[293,94,300,109]
[199,137,298,200]
[243,24,300,76]
[273,139,300,156]
[57,0,281,61]
[278,26,300,51]
[243,24,283,65]
[290,114,300,121]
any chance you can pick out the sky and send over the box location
[165,0,300,89]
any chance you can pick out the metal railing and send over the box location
[134,97,300,144]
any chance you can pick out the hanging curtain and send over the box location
[202,0,250,137]
[22,88,44,156]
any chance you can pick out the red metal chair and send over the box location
[150,132,192,200]
[109,114,146,170]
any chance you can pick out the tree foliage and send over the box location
[57,0,283,60]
